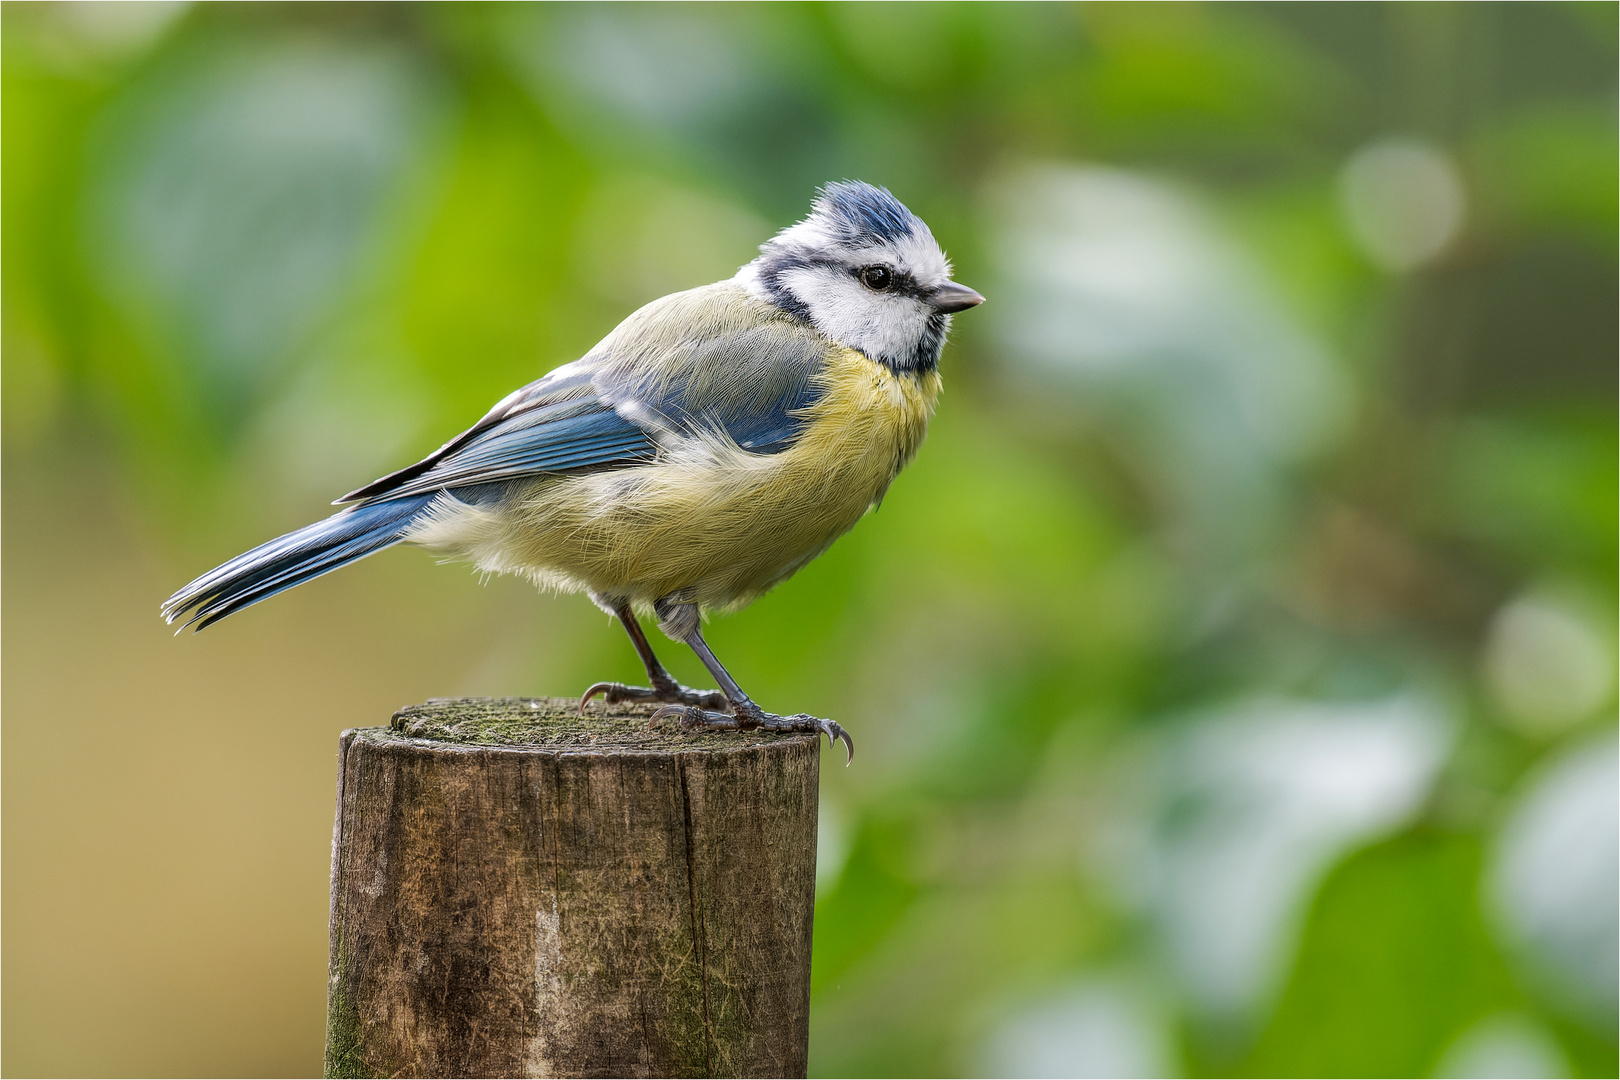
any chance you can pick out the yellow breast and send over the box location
[423,348,941,612]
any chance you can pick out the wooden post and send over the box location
[325,697,821,1079]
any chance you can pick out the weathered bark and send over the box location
[325,697,820,1079]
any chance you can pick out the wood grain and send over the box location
[325,698,820,1079]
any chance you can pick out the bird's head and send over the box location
[738,181,983,374]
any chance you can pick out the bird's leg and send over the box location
[579,602,727,713]
[649,622,854,765]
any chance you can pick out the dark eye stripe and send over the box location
[851,264,928,299]
[895,275,929,300]
[758,244,935,314]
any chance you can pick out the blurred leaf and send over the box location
[82,36,445,438]
[1237,831,1521,1077]
[1431,414,1618,584]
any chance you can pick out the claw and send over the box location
[578,680,729,714]
[648,704,687,729]
[636,702,854,763]
[578,682,614,716]
[824,720,855,766]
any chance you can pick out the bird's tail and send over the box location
[162,494,438,632]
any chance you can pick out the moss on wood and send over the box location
[389,696,808,752]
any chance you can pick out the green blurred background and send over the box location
[4,3,1616,1076]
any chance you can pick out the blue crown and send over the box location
[813,181,921,247]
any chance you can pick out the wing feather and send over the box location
[340,284,831,507]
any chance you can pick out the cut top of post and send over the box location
[389,696,817,754]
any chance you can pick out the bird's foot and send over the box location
[579,678,727,714]
[648,703,855,765]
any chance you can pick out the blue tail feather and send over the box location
[162,494,437,631]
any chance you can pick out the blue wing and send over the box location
[341,284,831,507]
[618,323,825,453]
[337,359,654,503]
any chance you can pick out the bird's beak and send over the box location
[930,281,985,314]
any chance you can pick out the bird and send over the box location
[162,181,983,763]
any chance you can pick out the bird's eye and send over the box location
[859,265,894,291]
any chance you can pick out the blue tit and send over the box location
[163,181,983,761]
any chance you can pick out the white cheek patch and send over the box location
[776,264,933,365]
